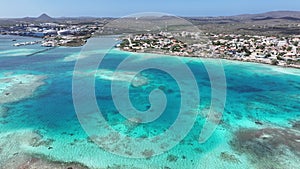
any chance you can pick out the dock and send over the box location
[26,46,57,57]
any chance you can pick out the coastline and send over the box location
[118,48,300,69]
[1,34,88,48]
[0,35,299,169]
[4,33,299,69]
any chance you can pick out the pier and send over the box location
[26,46,57,57]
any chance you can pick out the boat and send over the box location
[41,41,56,47]
[13,43,21,47]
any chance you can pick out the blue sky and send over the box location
[1,0,300,18]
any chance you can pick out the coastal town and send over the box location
[0,14,300,68]
[1,2,300,167]
[0,14,106,47]
[118,32,300,68]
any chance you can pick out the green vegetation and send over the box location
[271,59,279,65]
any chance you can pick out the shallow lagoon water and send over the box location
[0,35,299,169]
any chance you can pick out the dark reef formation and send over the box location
[230,127,300,168]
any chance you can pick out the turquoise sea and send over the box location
[0,35,300,169]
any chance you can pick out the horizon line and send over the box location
[1,10,300,19]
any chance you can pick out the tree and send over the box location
[119,39,130,47]
[265,53,271,58]
[244,53,250,57]
[271,59,278,65]
[277,55,283,60]
[278,52,286,57]
[213,41,221,46]
[293,41,299,46]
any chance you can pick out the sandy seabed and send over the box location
[0,130,88,169]
[0,73,46,104]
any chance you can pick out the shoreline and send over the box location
[3,33,299,70]
[1,34,88,47]
[118,48,300,70]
